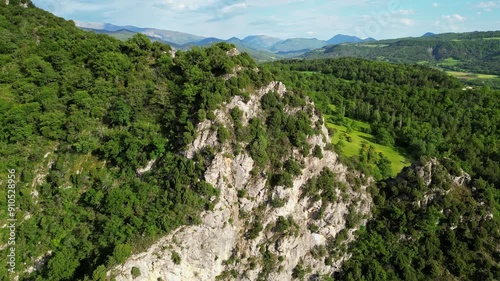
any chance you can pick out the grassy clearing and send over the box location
[447,71,476,79]
[325,115,410,176]
[445,71,500,89]
[447,71,498,80]
[477,74,499,79]
[439,58,460,67]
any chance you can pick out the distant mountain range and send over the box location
[80,22,499,74]
[76,22,375,61]
[326,34,376,45]
[302,30,500,75]
[78,23,204,46]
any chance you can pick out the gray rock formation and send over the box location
[111,81,372,281]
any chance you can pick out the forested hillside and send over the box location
[1,1,499,281]
[266,58,500,280]
[266,58,499,186]
[303,31,500,80]
[0,1,272,279]
[339,157,499,280]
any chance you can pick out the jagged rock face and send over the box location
[227,48,241,57]
[112,82,372,281]
[185,81,286,158]
[398,158,473,209]
[414,158,471,188]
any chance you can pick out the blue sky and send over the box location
[32,0,500,40]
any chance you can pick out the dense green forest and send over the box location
[0,1,274,279]
[1,1,499,281]
[265,58,500,280]
[266,58,499,188]
[338,157,500,280]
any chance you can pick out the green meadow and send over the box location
[447,71,498,80]
[324,113,410,176]
[438,58,460,67]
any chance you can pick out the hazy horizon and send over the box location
[32,0,500,41]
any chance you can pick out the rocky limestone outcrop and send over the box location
[112,81,372,281]
[227,48,241,57]
[136,159,156,175]
[185,81,286,158]
[397,158,474,209]
[415,157,439,187]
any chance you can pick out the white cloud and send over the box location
[475,1,500,12]
[245,0,352,8]
[397,9,415,15]
[432,2,439,7]
[154,0,218,11]
[476,1,496,8]
[41,0,113,14]
[221,2,247,13]
[399,18,415,26]
[442,14,466,22]
[434,14,467,32]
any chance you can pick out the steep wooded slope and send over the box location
[1,2,499,281]
[0,1,269,279]
[112,81,372,280]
